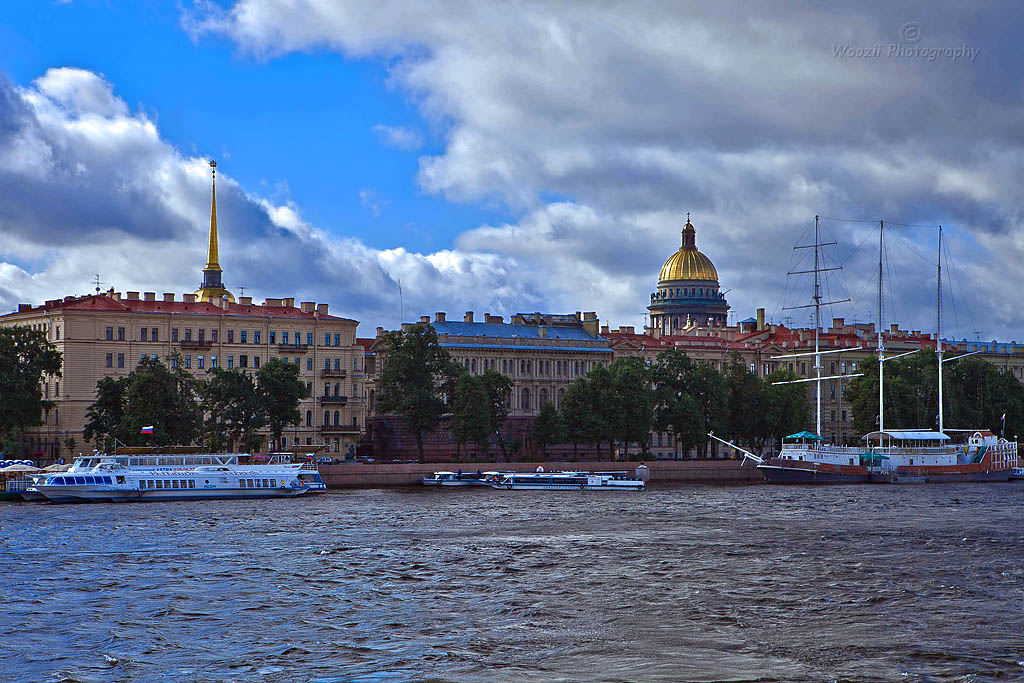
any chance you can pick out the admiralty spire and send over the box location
[194,160,235,304]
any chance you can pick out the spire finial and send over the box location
[686,211,691,223]
[204,160,220,272]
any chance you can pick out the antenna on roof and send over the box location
[93,274,107,294]
[238,286,247,297]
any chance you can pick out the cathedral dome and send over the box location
[658,219,719,282]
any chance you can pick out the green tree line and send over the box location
[84,354,306,452]
[376,324,810,461]
[848,348,1024,438]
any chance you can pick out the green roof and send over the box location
[784,431,824,441]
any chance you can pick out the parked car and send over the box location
[315,456,333,464]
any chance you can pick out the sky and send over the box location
[0,1,1023,341]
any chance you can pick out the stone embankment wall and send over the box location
[320,459,762,488]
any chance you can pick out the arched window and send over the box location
[334,358,340,371]
[557,388,565,408]
[520,388,530,411]
[323,411,329,426]
[334,411,340,426]
[306,410,312,426]
[369,389,375,411]
[539,388,548,405]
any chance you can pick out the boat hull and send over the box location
[37,486,311,503]
[758,464,869,484]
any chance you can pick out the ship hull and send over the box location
[758,464,869,484]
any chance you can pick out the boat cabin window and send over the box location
[240,479,247,488]
[75,476,86,485]
[262,479,269,487]
[188,480,195,489]
[156,480,164,489]
[270,479,277,487]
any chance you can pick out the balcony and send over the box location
[278,343,310,353]
[179,339,213,349]
[320,394,349,404]
[319,424,361,434]
[320,368,347,378]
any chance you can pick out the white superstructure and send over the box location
[491,471,644,491]
[30,453,326,503]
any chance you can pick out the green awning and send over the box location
[784,431,824,441]
[859,451,890,462]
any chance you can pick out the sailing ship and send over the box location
[715,218,1017,484]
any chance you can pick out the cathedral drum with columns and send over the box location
[648,215,729,331]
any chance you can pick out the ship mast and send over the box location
[878,220,885,437]
[937,225,944,433]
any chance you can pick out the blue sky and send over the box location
[0,1,1022,339]
[0,0,509,255]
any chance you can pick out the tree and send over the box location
[652,350,725,458]
[84,375,130,451]
[63,435,77,459]
[723,352,767,446]
[375,324,455,463]
[561,378,603,457]
[451,372,492,459]
[0,326,63,452]
[530,400,566,457]
[256,358,307,449]
[202,367,267,452]
[607,357,655,457]
[479,370,513,461]
[764,369,810,447]
[121,356,202,446]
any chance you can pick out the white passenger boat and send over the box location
[490,471,645,491]
[29,452,326,503]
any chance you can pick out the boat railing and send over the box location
[5,478,32,492]
[873,445,961,456]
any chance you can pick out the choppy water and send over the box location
[1,484,1024,682]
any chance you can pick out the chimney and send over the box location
[581,314,599,338]
[162,293,175,302]
[583,311,597,321]
[143,292,156,301]
[316,303,328,315]
[756,307,765,331]
[538,326,547,338]
[435,312,446,322]
[890,323,899,334]
[183,294,197,304]
[264,298,282,307]
[282,297,295,308]
[376,326,384,337]
[419,315,431,324]
[17,303,31,312]
[485,314,503,323]
[112,292,121,301]
[240,296,253,305]
[64,295,75,302]
[126,291,140,300]
[300,302,315,313]
[464,311,474,323]
[401,323,413,332]
[621,325,635,334]
[600,325,609,335]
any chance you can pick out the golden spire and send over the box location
[205,160,220,272]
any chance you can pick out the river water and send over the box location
[1,483,1023,682]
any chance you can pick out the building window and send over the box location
[105,327,113,340]
[282,332,288,344]
[117,353,125,368]
[306,382,312,397]
[139,353,147,363]
[198,355,205,369]
[185,355,191,369]
[170,356,178,369]
[323,411,329,426]
[117,327,125,341]
[254,356,260,368]
[521,388,530,411]
[141,328,148,341]
[239,355,248,368]
[254,331,260,344]
[270,332,276,344]
[324,333,331,346]
[105,353,113,368]
[306,333,313,345]
[333,382,340,396]
[228,330,234,343]
[306,411,312,426]
[198,329,205,343]
[334,358,341,371]
[324,358,331,371]
[294,358,300,367]
[211,356,218,368]
[306,358,313,371]
[227,356,233,369]
[334,333,341,346]
[152,327,159,342]
[324,383,330,396]
[172,328,178,342]
[184,328,192,341]
[334,438,339,453]
[333,411,340,426]
[211,330,218,343]
[240,330,247,344]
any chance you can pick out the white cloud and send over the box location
[372,123,423,151]
[185,1,1024,338]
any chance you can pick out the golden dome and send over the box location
[658,219,719,282]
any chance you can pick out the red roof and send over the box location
[3,294,354,322]
[355,338,376,352]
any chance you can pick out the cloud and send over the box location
[0,68,544,329]
[372,123,423,151]
[185,1,1024,339]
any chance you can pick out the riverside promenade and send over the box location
[319,459,762,488]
